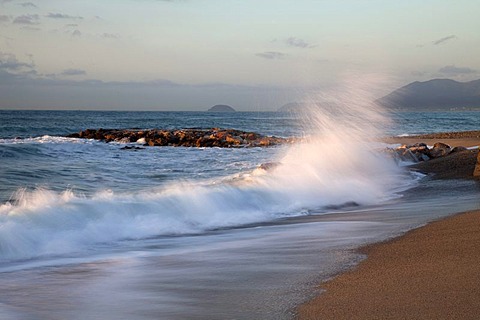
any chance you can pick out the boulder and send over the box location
[429,142,451,159]
[450,146,468,153]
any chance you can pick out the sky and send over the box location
[0,0,479,111]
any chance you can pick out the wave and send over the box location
[0,135,88,145]
[0,150,414,262]
[0,79,418,261]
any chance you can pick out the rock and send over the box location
[474,151,480,177]
[393,143,431,162]
[450,146,468,153]
[120,146,145,150]
[67,132,80,138]
[429,142,451,158]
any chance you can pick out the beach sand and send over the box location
[297,210,480,320]
[296,131,480,319]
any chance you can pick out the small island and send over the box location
[207,104,236,112]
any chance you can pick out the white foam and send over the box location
[0,135,90,145]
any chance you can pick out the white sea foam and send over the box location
[0,135,89,145]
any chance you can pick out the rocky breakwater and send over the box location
[387,142,478,179]
[67,128,293,148]
[390,142,468,163]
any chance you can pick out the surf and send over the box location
[0,82,417,262]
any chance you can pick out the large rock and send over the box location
[429,142,451,159]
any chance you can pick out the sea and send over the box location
[0,109,479,319]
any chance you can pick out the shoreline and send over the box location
[296,209,480,319]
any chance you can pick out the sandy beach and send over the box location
[297,131,480,319]
[297,210,480,319]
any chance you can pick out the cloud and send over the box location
[0,52,37,83]
[19,2,37,8]
[285,37,314,49]
[438,65,477,75]
[72,29,82,37]
[61,68,86,76]
[411,70,426,77]
[0,15,10,23]
[255,51,287,60]
[13,14,40,25]
[21,26,40,31]
[433,35,457,45]
[0,52,34,71]
[46,13,83,20]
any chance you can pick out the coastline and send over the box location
[297,209,480,319]
[297,132,480,319]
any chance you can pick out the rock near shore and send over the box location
[389,142,468,162]
[67,128,293,148]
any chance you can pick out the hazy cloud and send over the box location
[21,26,40,31]
[439,65,476,75]
[411,70,426,77]
[255,51,286,60]
[13,14,40,25]
[61,68,86,76]
[101,33,119,39]
[19,2,37,8]
[285,37,314,49]
[433,35,457,45]
[0,52,33,71]
[0,52,37,82]
[0,15,10,23]
[46,13,83,20]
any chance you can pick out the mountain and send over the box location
[277,102,308,112]
[377,79,480,110]
[207,104,236,112]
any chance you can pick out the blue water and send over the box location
[0,109,479,319]
[3,110,480,139]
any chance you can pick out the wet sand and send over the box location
[297,210,480,319]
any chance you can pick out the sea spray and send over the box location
[260,82,409,210]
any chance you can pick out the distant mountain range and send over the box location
[377,79,480,110]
